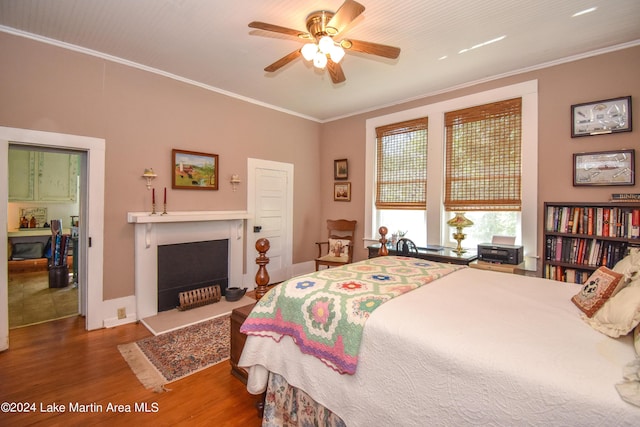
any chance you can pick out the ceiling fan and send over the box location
[248,0,401,84]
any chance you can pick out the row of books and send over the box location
[51,234,70,267]
[544,265,593,284]
[546,206,640,238]
[545,235,627,268]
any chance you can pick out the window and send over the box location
[375,118,428,209]
[444,98,522,212]
[365,81,538,258]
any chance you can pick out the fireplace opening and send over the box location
[157,239,228,312]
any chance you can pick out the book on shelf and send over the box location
[611,193,640,202]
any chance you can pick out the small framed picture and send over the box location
[571,96,632,137]
[172,149,219,190]
[334,159,348,180]
[334,182,351,201]
[573,149,635,186]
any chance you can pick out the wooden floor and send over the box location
[0,315,263,426]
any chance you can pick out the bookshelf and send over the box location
[543,202,640,283]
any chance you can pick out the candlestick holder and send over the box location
[162,203,167,215]
[151,202,156,215]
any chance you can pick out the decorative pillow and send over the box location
[571,266,624,318]
[583,278,640,337]
[328,238,350,261]
[613,247,640,282]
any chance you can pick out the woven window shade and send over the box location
[376,118,428,209]
[444,98,522,212]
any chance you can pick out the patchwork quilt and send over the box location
[240,256,464,374]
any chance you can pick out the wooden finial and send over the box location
[255,238,270,300]
[378,226,388,256]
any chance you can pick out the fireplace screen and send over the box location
[157,239,228,312]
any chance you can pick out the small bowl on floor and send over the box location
[225,287,247,302]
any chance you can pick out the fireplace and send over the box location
[128,211,250,319]
[157,239,228,312]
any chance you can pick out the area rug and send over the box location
[118,315,230,391]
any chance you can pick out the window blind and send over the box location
[375,118,428,209]
[444,98,522,211]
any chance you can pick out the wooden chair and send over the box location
[315,219,357,271]
[396,238,418,256]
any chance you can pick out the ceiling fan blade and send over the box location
[327,0,365,34]
[341,39,401,59]
[264,49,302,72]
[249,21,309,38]
[327,60,346,84]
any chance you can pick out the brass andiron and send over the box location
[447,212,474,254]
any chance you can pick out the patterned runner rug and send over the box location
[118,315,230,391]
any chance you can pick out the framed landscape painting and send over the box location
[172,149,219,190]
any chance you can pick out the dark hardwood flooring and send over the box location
[0,315,263,426]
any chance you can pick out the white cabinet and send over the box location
[8,150,35,200]
[8,149,78,202]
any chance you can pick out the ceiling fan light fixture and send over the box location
[313,52,328,69]
[318,36,335,54]
[301,43,318,61]
[329,44,345,63]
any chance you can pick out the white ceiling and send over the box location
[1,0,639,122]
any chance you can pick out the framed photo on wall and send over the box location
[172,149,219,190]
[334,159,348,180]
[571,96,632,137]
[573,149,635,186]
[334,182,351,201]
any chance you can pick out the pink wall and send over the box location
[0,33,322,300]
[1,31,639,301]
[322,46,640,262]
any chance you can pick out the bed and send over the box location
[239,242,640,426]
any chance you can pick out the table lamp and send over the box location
[447,212,474,254]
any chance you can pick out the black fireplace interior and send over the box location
[157,239,228,312]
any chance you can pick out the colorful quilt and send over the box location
[240,256,464,374]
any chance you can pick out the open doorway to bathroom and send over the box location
[7,145,82,328]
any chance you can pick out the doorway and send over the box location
[7,146,82,328]
[1,126,105,351]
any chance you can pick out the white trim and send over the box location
[365,80,538,260]
[0,127,105,343]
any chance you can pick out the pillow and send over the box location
[571,266,624,318]
[328,238,350,261]
[612,247,640,282]
[583,278,640,337]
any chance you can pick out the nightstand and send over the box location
[230,302,256,384]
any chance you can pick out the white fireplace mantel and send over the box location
[127,210,251,224]
[127,210,251,319]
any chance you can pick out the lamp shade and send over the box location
[313,52,328,69]
[447,212,474,228]
[301,43,317,61]
[329,44,345,63]
[318,36,334,54]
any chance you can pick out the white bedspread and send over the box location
[240,266,640,426]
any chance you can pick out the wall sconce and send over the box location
[142,168,157,190]
[230,174,241,192]
[447,212,474,254]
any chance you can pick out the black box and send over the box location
[477,244,524,265]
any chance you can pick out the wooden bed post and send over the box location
[378,226,389,256]
[255,238,270,300]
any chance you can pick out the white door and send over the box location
[246,159,293,285]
